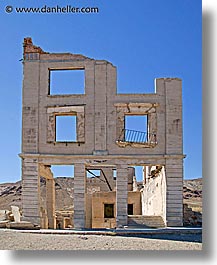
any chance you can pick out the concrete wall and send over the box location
[92,191,116,229]
[128,191,141,215]
[141,166,166,222]
[22,45,183,158]
[85,193,92,228]
[21,158,40,224]
[91,191,141,229]
[21,38,184,228]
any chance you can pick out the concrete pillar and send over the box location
[94,62,108,154]
[74,163,86,229]
[46,178,56,229]
[22,158,40,225]
[166,158,183,226]
[116,165,128,227]
[22,59,40,154]
[165,78,183,154]
[128,167,135,191]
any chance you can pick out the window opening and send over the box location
[86,169,101,178]
[124,115,148,143]
[56,115,76,142]
[132,166,144,182]
[51,165,74,178]
[113,169,117,180]
[49,69,85,95]
[104,204,114,218]
[128,204,134,215]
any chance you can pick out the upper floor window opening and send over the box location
[124,115,148,143]
[49,68,85,95]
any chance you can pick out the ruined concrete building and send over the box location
[20,38,185,229]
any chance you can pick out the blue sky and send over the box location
[0,0,202,183]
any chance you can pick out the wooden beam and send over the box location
[39,164,53,180]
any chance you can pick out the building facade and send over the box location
[20,38,185,229]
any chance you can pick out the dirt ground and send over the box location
[0,229,202,251]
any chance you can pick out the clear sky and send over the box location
[0,0,202,183]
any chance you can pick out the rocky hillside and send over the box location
[183,178,202,227]
[0,177,202,226]
[0,178,74,211]
[0,181,22,210]
[183,178,202,211]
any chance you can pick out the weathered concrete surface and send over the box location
[20,38,185,229]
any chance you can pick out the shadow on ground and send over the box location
[121,232,202,243]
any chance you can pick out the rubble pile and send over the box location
[0,206,39,230]
[183,204,202,227]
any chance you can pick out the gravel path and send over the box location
[0,230,202,250]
